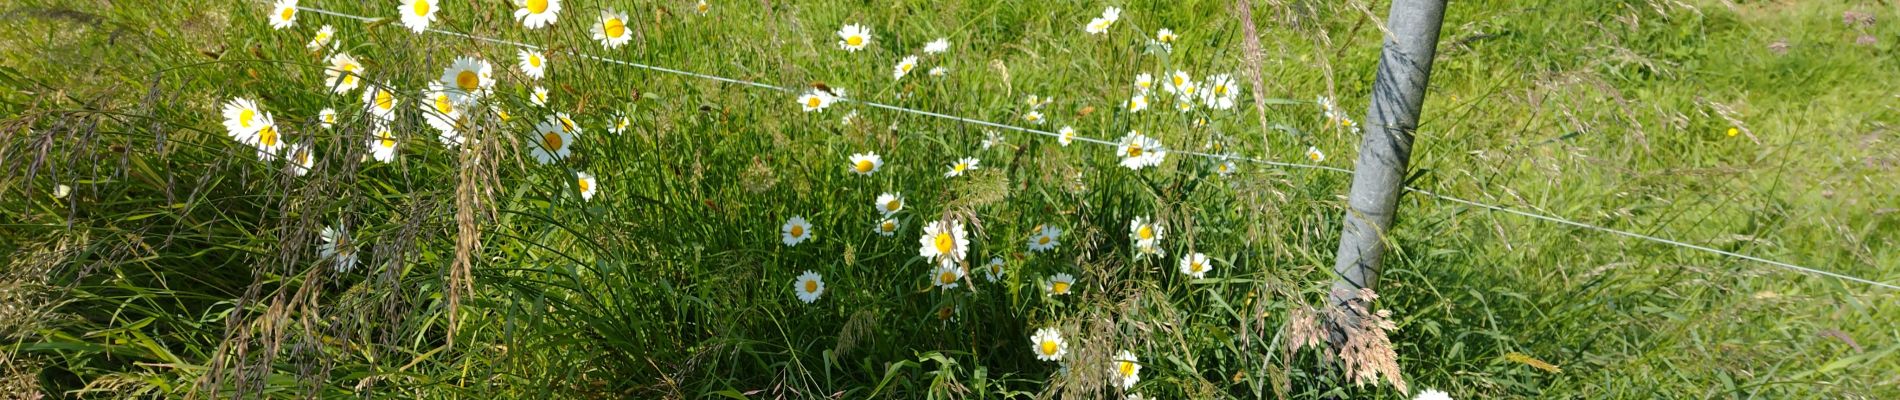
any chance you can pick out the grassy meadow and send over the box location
[2,0,1897,398]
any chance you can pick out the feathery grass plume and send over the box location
[1504,352,1563,374]
[1325,288,1407,393]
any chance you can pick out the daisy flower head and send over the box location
[514,0,561,29]
[367,123,398,162]
[694,0,710,15]
[221,98,268,137]
[848,152,883,176]
[836,23,872,52]
[918,219,969,266]
[1031,327,1067,361]
[269,0,298,30]
[529,118,574,164]
[1165,70,1194,96]
[1028,225,1061,252]
[1216,160,1237,177]
[421,83,464,135]
[892,55,919,80]
[307,25,335,51]
[441,56,496,104]
[530,86,550,107]
[794,270,824,303]
[1116,131,1166,170]
[981,130,1005,149]
[1415,389,1451,400]
[593,10,632,48]
[875,192,903,215]
[1085,7,1121,34]
[944,157,979,177]
[781,216,813,246]
[1136,240,1166,258]
[874,218,899,236]
[400,0,437,33]
[1023,110,1045,125]
[932,264,964,289]
[928,66,948,77]
[575,171,599,201]
[518,49,548,80]
[797,89,835,112]
[1113,350,1141,389]
[318,108,337,129]
[245,115,286,159]
[1135,73,1154,92]
[1045,273,1076,296]
[317,224,358,273]
[1305,146,1325,162]
[1129,216,1163,247]
[923,38,950,54]
[609,113,631,134]
[283,143,314,176]
[1126,92,1150,113]
[1058,126,1076,146]
[1179,252,1212,278]
[362,86,399,121]
[1174,97,1195,113]
[1155,29,1178,43]
[983,257,1005,282]
[324,52,363,93]
[1204,74,1239,110]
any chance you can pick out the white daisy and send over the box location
[874,218,899,237]
[781,216,813,246]
[1127,92,1150,113]
[1027,225,1061,252]
[1216,160,1237,176]
[576,171,598,201]
[848,152,883,176]
[318,108,337,129]
[1058,126,1076,146]
[1179,252,1212,279]
[1134,73,1154,92]
[982,257,1005,282]
[1129,216,1163,248]
[918,219,969,267]
[1174,97,1195,113]
[530,86,550,107]
[361,86,399,122]
[837,24,872,52]
[518,49,548,80]
[794,270,825,303]
[1023,111,1044,125]
[1415,389,1452,400]
[221,98,268,137]
[367,124,398,163]
[1031,327,1067,361]
[923,38,950,54]
[1203,74,1238,110]
[241,115,286,160]
[593,10,632,48]
[400,0,437,34]
[1085,7,1121,35]
[421,83,463,135]
[932,264,964,289]
[1136,240,1166,258]
[874,192,903,215]
[981,130,1005,149]
[928,66,948,77]
[609,113,631,134]
[1305,146,1325,162]
[514,0,561,29]
[440,56,495,105]
[694,0,710,15]
[797,89,835,112]
[529,119,574,164]
[1045,273,1075,296]
[317,224,358,273]
[892,55,919,80]
[323,52,363,94]
[944,157,979,177]
[1155,29,1177,43]
[269,0,298,30]
[283,143,314,176]
[1116,131,1166,170]
[1112,350,1141,389]
[1165,70,1194,97]
[307,25,335,51]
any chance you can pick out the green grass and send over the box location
[2,0,1895,398]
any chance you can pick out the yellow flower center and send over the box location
[376,91,394,110]
[281,7,295,21]
[885,200,900,211]
[697,3,708,13]
[434,95,454,114]
[258,125,278,146]
[855,160,874,173]
[933,232,954,255]
[1308,151,1322,161]
[880,221,895,232]
[1119,361,1135,377]
[379,133,395,148]
[953,163,967,172]
[805,97,821,108]
[526,0,548,13]
[804,280,818,293]
[939,271,956,284]
[1172,75,1185,87]
[529,54,542,67]
[846,35,864,47]
[578,178,591,192]
[1126,144,1143,157]
[1038,236,1050,245]
[239,109,256,127]
[542,132,563,150]
[1215,85,1228,95]
[1137,225,1153,240]
[559,117,576,132]
[1051,281,1070,294]
[456,71,480,91]
[902,63,914,73]
[604,18,626,38]
[1191,262,1203,273]
[412,0,430,16]
[790,225,804,238]
[1040,341,1058,356]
